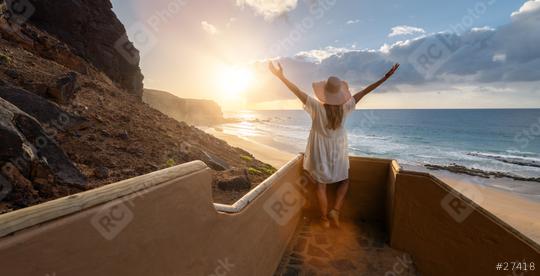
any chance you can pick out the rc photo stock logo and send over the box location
[115,22,158,66]
[1,0,35,33]
[408,33,461,80]
[440,184,484,223]
[91,200,134,240]
[263,181,306,226]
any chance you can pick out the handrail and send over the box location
[0,161,209,238]
[214,154,303,213]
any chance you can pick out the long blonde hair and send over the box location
[324,104,344,130]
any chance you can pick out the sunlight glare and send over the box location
[215,64,254,96]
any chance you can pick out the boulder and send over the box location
[13,113,86,186]
[94,166,109,179]
[47,72,79,104]
[216,174,251,191]
[202,150,230,171]
[0,85,83,127]
[0,97,86,187]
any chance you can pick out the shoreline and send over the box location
[205,126,540,244]
[204,128,295,169]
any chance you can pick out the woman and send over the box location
[269,61,399,228]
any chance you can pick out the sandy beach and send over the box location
[206,127,540,245]
[205,128,296,168]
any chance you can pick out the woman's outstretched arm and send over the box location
[269,61,308,104]
[353,63,400,103]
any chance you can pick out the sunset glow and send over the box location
[215,64,254,96]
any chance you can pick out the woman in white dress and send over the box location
[269,62,400,228]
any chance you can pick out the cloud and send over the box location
[295,47,356,63]
[251,1,540,105]
[236,0,298,20]
[201,21,218,35]
[511,0,540,20]
[388,25,426,37]
[471,26,495,32]
[346,19,360,24]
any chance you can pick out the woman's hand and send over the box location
[268,61,307,104]
[384,63,400,79]
[269,61,284,78]
[353,63,400,103]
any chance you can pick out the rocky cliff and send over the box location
[0,1,274,212]
[143,89,225,126]
[27,0,144,96]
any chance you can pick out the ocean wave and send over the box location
[348,133,391,141]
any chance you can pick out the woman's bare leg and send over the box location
[315,182,328,219]
[333,179,350,211]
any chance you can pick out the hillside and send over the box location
[0,0,274,212]
[143,89,225,126]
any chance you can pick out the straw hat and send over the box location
[312,76,352,105]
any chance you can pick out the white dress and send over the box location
[303,95,356,184]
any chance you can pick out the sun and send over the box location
[215,64,254,96]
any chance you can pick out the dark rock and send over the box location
[216,174,250,191]
[47,72,79,104]
[0,119,24,161]
[0,86,83,127]
[14,113,86,187]
[4,69,19,79]
[94,166,109,179]
[28,0,144,96]
[99,129,111,137]
[425,163,540,183]
[0,163,38,208]
[202,150,230,171]
[117,130,129,140]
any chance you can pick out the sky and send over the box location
[111,0,540,110]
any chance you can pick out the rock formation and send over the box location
[143,89,225,126]
[0,0,274,212]
[26,0,144,96]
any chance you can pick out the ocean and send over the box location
[220,109,540,181]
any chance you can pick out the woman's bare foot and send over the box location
[320,216,330,228]
[328,209,340,228]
